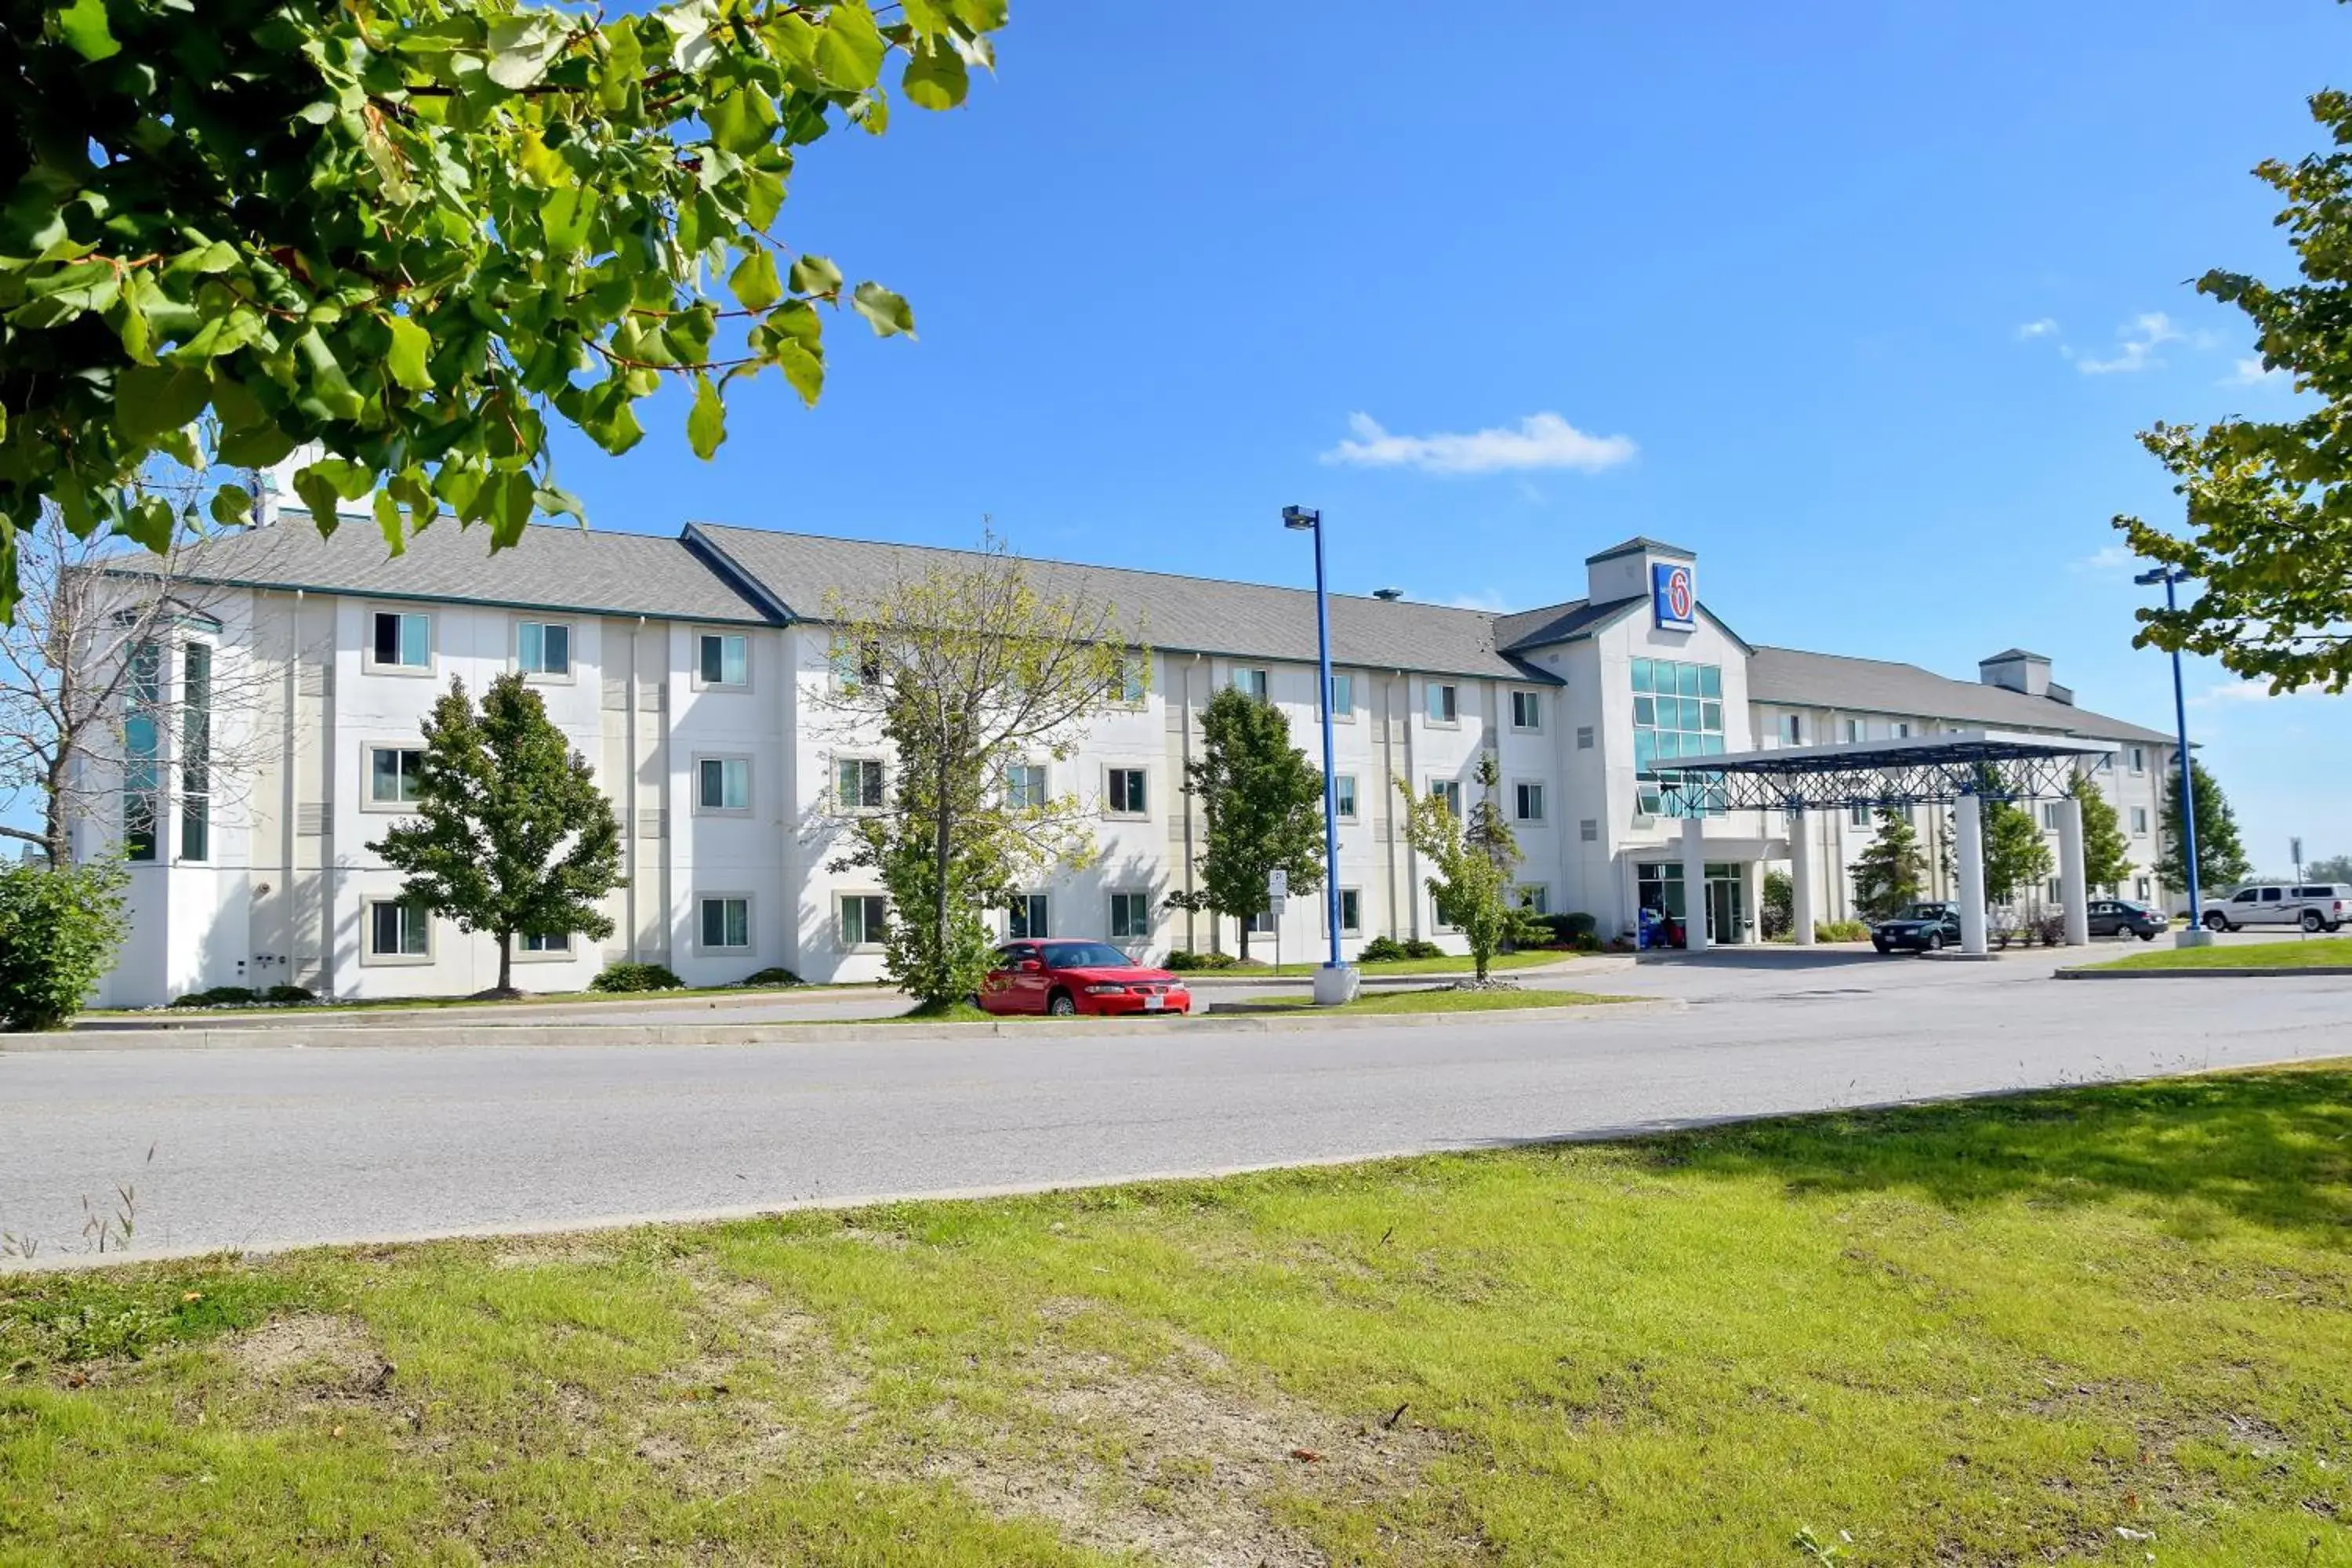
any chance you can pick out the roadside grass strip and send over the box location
[1207,987,1636,1016]
[1254,951,1570,978]
[2076,935,2352,973]
[5,1063,2350,1565]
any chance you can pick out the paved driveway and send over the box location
[5,953,2343,1265]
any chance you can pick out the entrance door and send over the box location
[1703,862,1746,944]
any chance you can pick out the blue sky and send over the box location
[575,2,2332,866]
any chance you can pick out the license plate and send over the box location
[1142,994,1164,1011]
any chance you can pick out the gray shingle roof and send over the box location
[1493,595,1642,650]
[1747,645,2172,744]
[688,524,1556,683]
[107,512,775,624]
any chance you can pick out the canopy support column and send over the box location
[1681,813,1709,953]
[1790,808,1817,946]
[1955,793,1989,956]
[2058,794,2089,946]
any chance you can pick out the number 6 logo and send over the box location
[1653,561,1697,630]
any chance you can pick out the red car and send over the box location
[977,939,1192,1018]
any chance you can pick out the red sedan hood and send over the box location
[1055,965,1181,984]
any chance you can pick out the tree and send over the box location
[2307,853,2352,883]
[2111,73,2352,692]
[1396,755,1516,982]
[0,0,1009,620]
[0,859,126,1029]
[1851,807,1926,920]
[2154,757,2251,895]
[1760,868,1794,940]
[2071,775,2133,894]
[1173,686,1326,961]
[1980,793,2053,914]
[371,673,622,995]
[815,540,1130,1008]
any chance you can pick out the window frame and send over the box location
[1103,764,1150,820]
[693,629,752,691]
[2130,806,2149,837]
[1112,650,1150,708]
[1329,886,1363,938]
[1109,890,1153,942]
[698,893,757,954]
[1333,773,1359,823]
[835,892,886,953]
[1005,761,1049,812]
[515,929,575,962]
[833,755,886,814]
[362,741,427,813]
[1516,884,1550,915]
[694,753,753,816]
[1324,670,1356,724]
[1230,666,1270,702]
[361,895,434,966]
[2128,746,2147,775]
[1513,780,1545,823]
[1428,777,1463,819]
[1509,689,1541,731]
[364,607,435,676]
[514,617,575,682]
[1426,681,1459,727]
[1007,891,1051,941]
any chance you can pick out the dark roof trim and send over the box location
[681,524,795,624]
[1584,535,1695,564]
[96,562,778,627]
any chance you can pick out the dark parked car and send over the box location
[1871,902,1962,954]
[2085,898,2168,941]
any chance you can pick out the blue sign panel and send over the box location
[1653,561,1697,630]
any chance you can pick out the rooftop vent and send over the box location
[1372,587,1403,602]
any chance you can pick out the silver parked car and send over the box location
[2201,883,2352,934]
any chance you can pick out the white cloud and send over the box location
[2070,543,2140,575]
[1321,412,1637,475]
[1447,590,1512,612]
[2221,357,2285,388]
[2015,318,2060,340]
[2076,312,2183,375]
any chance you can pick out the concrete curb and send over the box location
[2053,964,2352,980]
[1,998,1676,1052]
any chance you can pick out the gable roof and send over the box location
[687,523,1556,683]
[1745,645,2171,744]
[105,513,775,625]
[1585,535,1695,563]
[1492,596,1641,650]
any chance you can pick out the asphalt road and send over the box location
[5,951,2347,1263]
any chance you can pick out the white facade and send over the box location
[80,527,2177,1005]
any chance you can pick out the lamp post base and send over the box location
[1312,964,1361,1006]
[2174,927,2217,949]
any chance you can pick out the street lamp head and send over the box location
[1281,505,1319,531]
[2133,567,2183,586]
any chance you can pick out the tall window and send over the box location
[370,746,424,805]
[179,643,211,862]
[2131,807,2149,836]
[698,631,749,687]
[1325,671,1354,720]
[698,757,750,811]
[837,894,885,948]
[1893,721,1911,739]
[1115,651,1149,705]
[2128,746,2147,774]
[371,611,430,669]
[1515,782,1544,822]
[368,898,430,957]
[1009,892,1051,939]
[702,896,753,950]
[1429,779,1462,818]
[1109,891,1152,940]
[1842,717,1864,743]
[1517,884,1550,914]
[1848,802,1871,829]
[1232,666,1269,701]
[1780,713,1803,745]
[1006,764,1047,810]
[835,757,884,811]
[1427,683,1458,724]
[1631,658,1725,816]
[1336,887,1362,936]
[1334,775,1358,822]
[829,634,883,691]
[517,621,571,676]
[1106,767,1147,816]
[122,640,160,862]
[1511,690,1541,730]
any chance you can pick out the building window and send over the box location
[2131,807,2149,836]
[2045,878,2063,904]
[836,894,884,950]
[2128,746,2147,774]
[1580,818,1599,843]
[1842,718,1864,743]
[1428,779,1462,818]
[2042,802,2063,830]
[123,640,161,862]
[179,642,211,862]
[1334,774,1358,822]
[367,897,431,960]
[1636,862,1687,921]
[1105,767,1148,817]
[1336,887,1362,937]
[1514,782,1544,822]
[1009,892,1050,939]
[369,610,430,670]
[517,620,571,677]
[1517,884,1549,915]
[835,757,884,811]
[1115,651,1149,706]
[518,931,572,954]
[1892,722,1911,739]
[370,746,424,806]
[1232,666,1269,701]
[1427,683,1458,725]
[1109,891,1152,941]
[697,756,751,812]
[1631,658,1726,815]
[1576,725,1595,750]
[1511,690,1541,731]
[1780,713,1803,746]
[1848,802,1871,829]
[1247,906,1277,936]
[1324,670,1354,722]
[698,631,750,688]
[2136,876,2151,900]
[702,896,753,951]
[829,634,883,691]
[1007,764,1047,810]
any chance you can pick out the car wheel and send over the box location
[1872,940,1890,954]
[1925,931,1944,953]
[2203,911,2231,933]
[1046,991,1076,1018]
[2301,910,2326,933]
[2137,930,2156,942]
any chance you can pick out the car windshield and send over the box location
[1904,906,1947,920]
[1044,942,1134,971]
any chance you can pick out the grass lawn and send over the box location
[1248,950,1570,977]
[82,981,877,1021]
[1209,985,1634,1015]
[2079,935,2352,971]
[7,1065,2351,1566]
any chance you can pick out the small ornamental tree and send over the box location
[0,858,127,1029]
[372,673,622,995]
[2071,775,2133,894]
[1172,686,1325,961]
[1761,867,1795,940]
[1396,754,1518,982]
[2156,757,2251,895]
[1980,793,2053,916]
[1851,806,1926,921]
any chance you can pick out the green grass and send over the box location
[1254,950,1570,977]
[2078,935,2352,971]
[82,980,877,1021]
[8,1064,2352,1565]
[1210,985,1632,1015]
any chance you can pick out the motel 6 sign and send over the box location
[1652,561,1697,631]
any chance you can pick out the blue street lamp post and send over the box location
[1283,506,1359,1004]
[2134,567,2212,947]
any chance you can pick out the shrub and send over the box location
[1814,919,1872,943]
[1356,935,1409,963]
[1547,912,1599,944]
[739,967,801,988]
[2033,913,2067,948]
[264,985,315,1004]
[1504,906,1554,952]
[1761,870,1794,942]
[0,861,127,1031]
[169,985,264,1007]
[1162,949,1240,971]
[1402,938,1445,960]
[590,961,684,993]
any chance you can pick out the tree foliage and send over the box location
[1396,753,1518,982]
[2155,757,2251,895]
[2112,72,2352,691]
[1760,867,1794,940]
[817,539,1131,1007]
[0,858,126,1029]
[370,673,622,993]
[1850,806,1925,921]
[1979,793,2053,912]
[2071,774,2133,893]
[1172,685,1324,962]
[0,0,1007,619]
[2307,852,2352,883]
